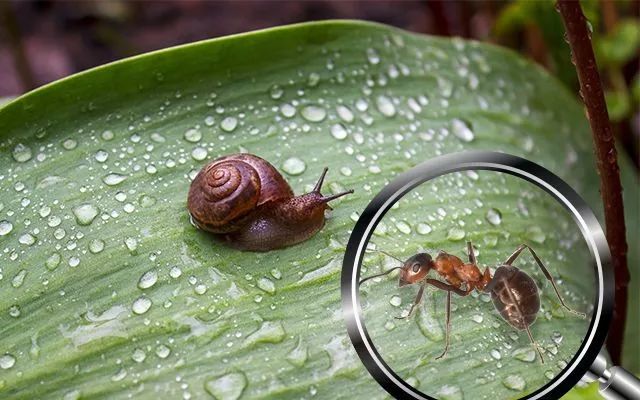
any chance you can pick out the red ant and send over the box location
[359,242,586,363]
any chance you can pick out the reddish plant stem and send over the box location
[556,0,629,365]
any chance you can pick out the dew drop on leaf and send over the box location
[0,220,13,236]
[301,105,327,122]
[376,95,396,117]
[73,203,99,226]
[184,128,202,143]
[451,118,475,142]
[103,173,127,186]
[221,117,238,132]
[526,225,546,244]
[286,337,308,367]
[257,277,276,294]
[417,222,432,235]
[447,227,466,241]
[502,374,526,391]
[485,208,502,225]
[12,143,32,163]
[512,347,536,362]
[435,385,463,400]
[204,371,247,400]
[0,354,16,370]
[132,296,152,314]
[281,157,306,176]
[138,270,158,289]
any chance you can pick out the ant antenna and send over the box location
[368,249,404,263]
[359,267,403,286]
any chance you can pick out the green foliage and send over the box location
[0,21,637,399]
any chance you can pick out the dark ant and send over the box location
[359,241,586,363]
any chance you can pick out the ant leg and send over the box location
[395,282,425,320]
[466,241,477,265]
[506,244,586,318]
[525,325,545,364]
[435,290,452,360]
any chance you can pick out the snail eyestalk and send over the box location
[313,167,329,192]
[321,190,354,203]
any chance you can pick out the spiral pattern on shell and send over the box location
[187,159,261,232]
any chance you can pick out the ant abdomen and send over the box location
[488,266,540,331]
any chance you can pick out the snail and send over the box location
[187,153,353,251]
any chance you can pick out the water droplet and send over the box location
[12,143,32,162]
[301,105,326,122]
[512,347,536,362]
[132,348,146,363]
[471,314,484,323]
[376,95,396,117]
[94,150,109,163]
[336,105,354,122]
[286,337,308,367]
[417,223,432,235]
[169,266,182,278]
[435,385,463,400]
[269,84,283,99]
[485,208,502,226]
[280,103,296,118]
[526,225,546,244]
[18,233,36,246]
[9,305,20,318]
[389,295,402,307]
[307,72,320,87]
[103,173,127,186]
[62,139,77,150]
[395,221,411,234]
[282,157,306,176]
[0,220,13,236]
[184,128,202,142]
[138,194,157,208]
[257,277,275,294]
[0,354,15,370]
[111,368,127,382]
[244,321,285,346]
[132,296,152,314]
[490,349,502,360]
[46,253,61,270]
[191,147,208,161]
[155,344,171,359]
[417,304,444,341]
[447,227,466,241]
[221,117,238,132]
[366,48,380,65]
[502,375,526,391]
[551,331,563,344]
[451,119,475,142]
[73,203,99,226]
[204,372,247,400]
[138,270,158,289]
[330,124,348,140]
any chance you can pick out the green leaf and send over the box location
[594,19,640,68]
[605,89,631,121]
[0,21,637,399]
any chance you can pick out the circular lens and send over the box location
[342,152,612,400]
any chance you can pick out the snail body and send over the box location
[187,154,352,251]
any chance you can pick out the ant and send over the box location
[359,241,586,363]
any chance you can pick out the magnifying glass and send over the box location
[341,151,639,400]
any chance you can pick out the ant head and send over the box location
[399,253,433,287]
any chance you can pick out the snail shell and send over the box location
[187,154,293,233]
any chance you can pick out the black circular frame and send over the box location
[341,151,613,400]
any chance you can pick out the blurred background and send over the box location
[0,0,638,163]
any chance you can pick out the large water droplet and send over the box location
[301,105,327,122]
[376,95,396,117]
[73,203,99,226]
[18,233,36,246]
[257,277,275,294]
[204,372,247,400]
[184,128,202,143]
[451,119,475,142]
[281,157,306,176]
[447,227,466,241]
[502,374,526,391]
[132,348,146,363]
[0,220,13,236]
[330,124,348,140]
[138,270,158,289]
[336,105,354,122]
[269,84,283,100]
[435,385,463,400]
[12,143,32,162]
[221,117,238,132]
[417,223,432,235]
[366,48,380,65]
[155,344,171,359]
[512,347,536,362]
[526,225,546,244]
[286,337,308,367]
[485,208,502,225]
[0,354,15,369]
[132,296,152,315]
[417,304,444,341]
[244,321,285,346]
[103,173,127,186]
